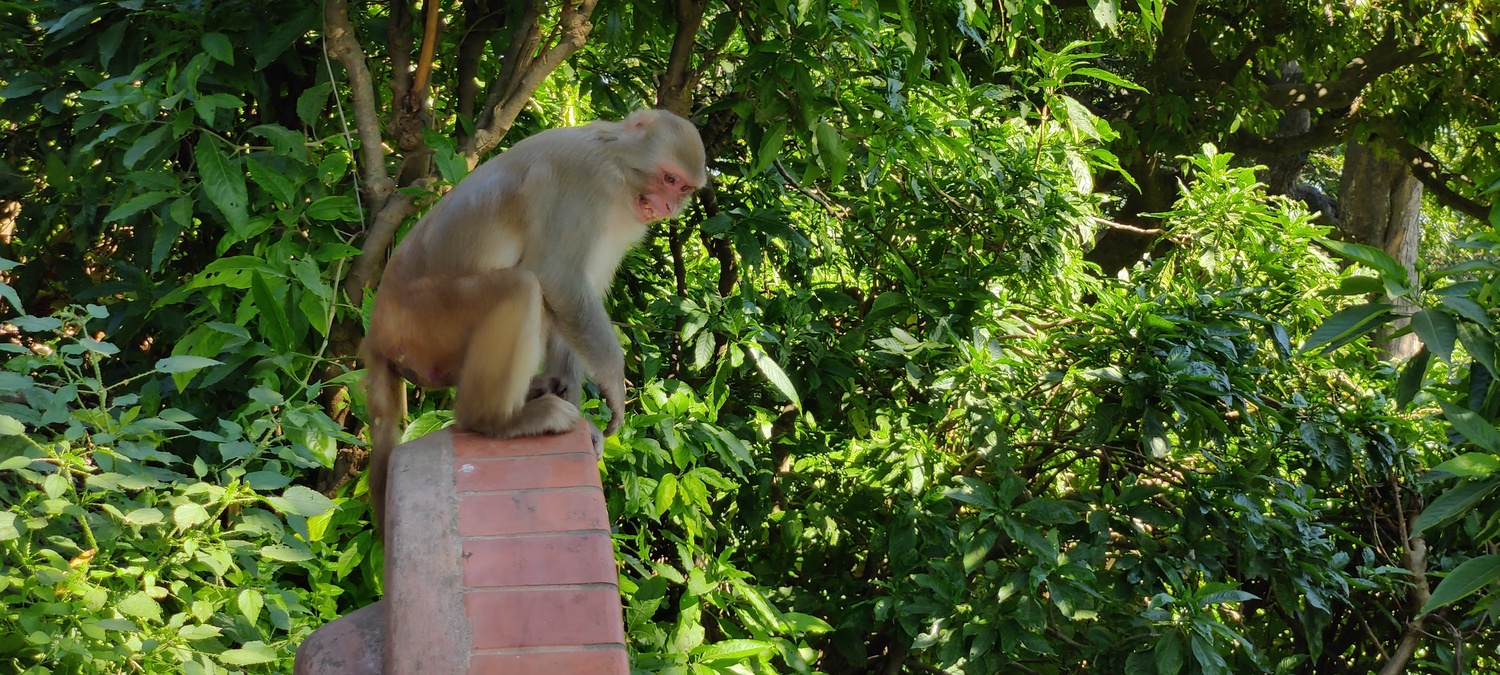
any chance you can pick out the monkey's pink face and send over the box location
[634,164,700,223]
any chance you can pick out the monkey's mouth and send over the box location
[635,194,672,222]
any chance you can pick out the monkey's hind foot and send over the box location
[458,393,581,439]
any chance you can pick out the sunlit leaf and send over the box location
[1420,554,1500,614]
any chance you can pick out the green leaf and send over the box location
[1317,237,1410,292]
[117,591,163,622]
[697,639,772,664]
[0,414,23,436]
[154,355,223,374]
[1413,476,1500,533]
[655,472,678,515]
[1072,66,1145,90]
[1438,399,1500,452]
[124,508,165,526]
[260,543,314,562]
[746,345,801,409]
[219,641,277,665]
[1395,347,1430,409]
[306,196,362,222]
[124,126,170,168]
[195,137,249,235]
[266,485,336,518]
[1443,295,1490,326]
[201,32,234,64]
[1432,453,1500,478]
[174,503,210,531]
[104,191,172,222]
[1410,309,1458,363]
[781,612,833,635]
[1155,632,1185,675]
[1327,275,1385,296]
[813,122,848,186]
[251,272,293,352]
[1420,554,1500,614]
[1299,303,1396,355]
[238,588,263,625]
[0,512,20,541]
[1458,323,1499,378]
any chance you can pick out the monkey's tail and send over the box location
[364,362,407,532]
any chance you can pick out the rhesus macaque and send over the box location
[361,109,707,526]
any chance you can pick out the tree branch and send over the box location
[323,0,395,216]
[456,0,506,144]
[1378,484,1431,675]
[462,0,599,161]
[1229,111,1356,158]
[656,0,708,116]
[1263,34,1432,111]
[1368,121,1493,222]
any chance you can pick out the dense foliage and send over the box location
[1,1,1497,673]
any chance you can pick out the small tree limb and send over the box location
[323,0,395,216]
[1368,121,1493,222]
[1263,34,1432,111]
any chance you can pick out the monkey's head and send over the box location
[617,109,708,223]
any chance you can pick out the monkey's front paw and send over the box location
[588,425,605,460]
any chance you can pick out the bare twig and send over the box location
[1378,480,1431,675]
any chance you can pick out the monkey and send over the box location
[360,109,707,527]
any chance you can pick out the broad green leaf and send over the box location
[1299,303,1396,355]
[1458,323,1499,377]
[1410,309,1457,363]
[746,345,801,409]
[1432,453,1500,478]
[1317,238,1409,292]
[238,588,263,624]
[104,191,172,222]
[1443,295,1491,325]
[1395,347,1431,409]
[117,591,163,622]
[1413,476,1500,533]
[697,639,772,663]
[1155,632,1185,675]
[1420,554,1500,614]
[656,472,678,515]
[219,641,277,665]
[195,137,249,234]
[124,508,165,526]
[201,32,234,64]
[1072,66,1145,90]
[0,512,20,541]
[0,414,23,436]
[1328,275,1384,296]
[1438,399,1500,452]
[781,612,833,634]
[124,125,169,168]
[260,543,314,562]
[266,485,336,518]
[174,503,210,531]
[1189,633,1231,675]
[250,272,292,352]
[154,355,223,374]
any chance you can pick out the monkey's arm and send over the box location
[533,270,628,436]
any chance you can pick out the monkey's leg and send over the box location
[454,269,581,438]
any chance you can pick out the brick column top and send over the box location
[294,426,627,675]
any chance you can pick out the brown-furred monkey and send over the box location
[361,109,707,527]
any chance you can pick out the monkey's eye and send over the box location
[664,173,678,185]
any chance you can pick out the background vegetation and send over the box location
[1,0,1497,673]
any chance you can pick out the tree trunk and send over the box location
[1338,139,1423,359]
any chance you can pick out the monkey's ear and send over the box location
[623,109,655,132]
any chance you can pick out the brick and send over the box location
[454,453,600,493]
[463,533,616,588]
[469,648,629,674]
[453,427,593,460]
[458,488,608,537]
[466,588,626,650]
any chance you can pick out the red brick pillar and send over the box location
[294,426,628,674]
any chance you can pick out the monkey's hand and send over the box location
[600,378,627,437]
